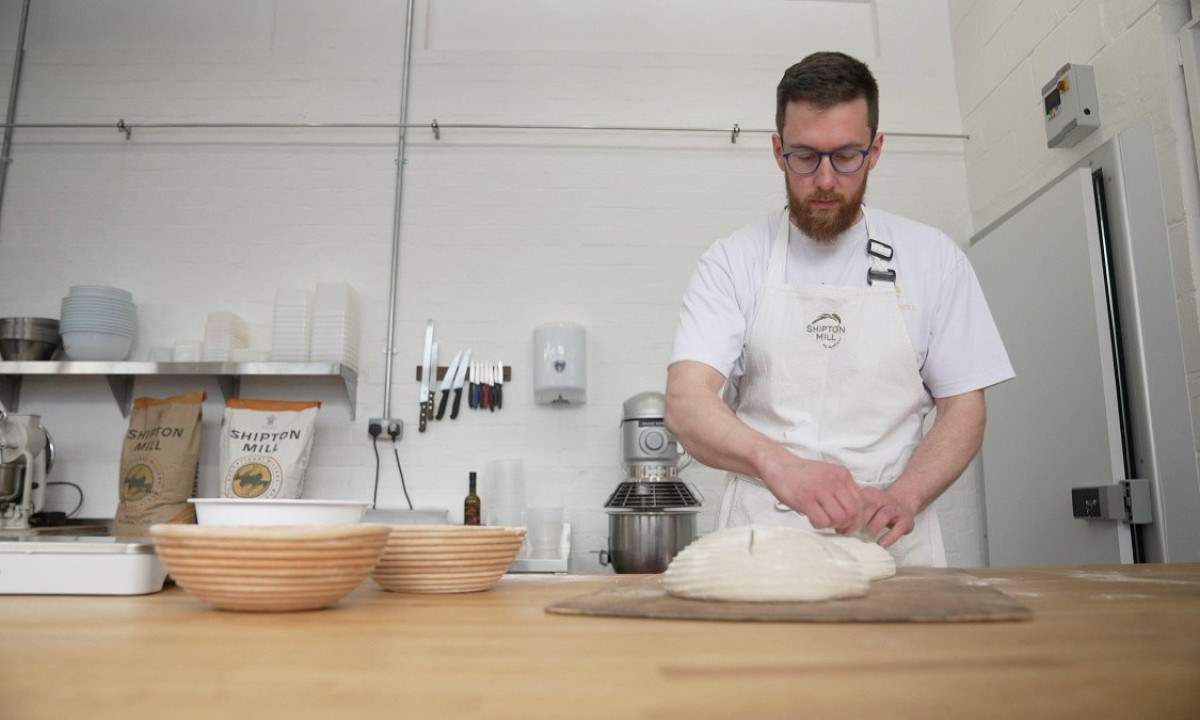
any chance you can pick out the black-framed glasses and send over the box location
[781,146,871,175]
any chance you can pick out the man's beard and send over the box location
[786,174,868,243]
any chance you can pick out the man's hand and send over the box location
[859,486,916,548]
[760,454,865,534]
[666,360,868,534]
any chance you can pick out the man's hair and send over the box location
[775,52,879,136]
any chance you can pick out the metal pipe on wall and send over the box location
[380,0,418,421]
[0,0,32,238]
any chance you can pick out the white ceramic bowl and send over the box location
[69,285,134,302]
[60,331,134,360]
[189,498,369,526]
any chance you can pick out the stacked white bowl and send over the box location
[270,289,311,361]
[310,283,361,370]
[203,312,250,362]
[59,285,137,361]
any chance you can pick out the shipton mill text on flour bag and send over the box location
[220,399,321,499]
[113,390,206,537]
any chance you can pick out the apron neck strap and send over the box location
[865,212,896,285]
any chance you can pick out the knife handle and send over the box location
[494,384,502,410]
[451,388,463,419]
[418,402,428,432]
[436,390,450,420]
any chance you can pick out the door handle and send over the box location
[1071,479,1152,523]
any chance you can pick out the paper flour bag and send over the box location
[219,399,320,499]
[113,390,206,537]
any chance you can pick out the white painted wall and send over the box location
[948,0,1200,489]
[0,0,988,570]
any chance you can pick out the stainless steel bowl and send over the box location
[0,461,24,502]
[0,317,61,360]
[602,509,698,573]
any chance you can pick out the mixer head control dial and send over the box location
[640,429,666,454]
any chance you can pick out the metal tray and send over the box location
[0,535,168,595]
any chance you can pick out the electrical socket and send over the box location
[369,418,403,440]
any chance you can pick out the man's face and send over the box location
[772,98,882,242]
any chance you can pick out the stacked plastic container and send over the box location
[309,283,361,370]
[202,312,249,362]
[270,289,312,362]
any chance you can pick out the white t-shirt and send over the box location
[670,207,1014,414]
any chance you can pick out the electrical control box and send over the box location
[1042,63,1100,148]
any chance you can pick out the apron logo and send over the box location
[806,312,845,348]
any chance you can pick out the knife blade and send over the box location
[450,348,471,419]
[469,360,479,409]
[436,349,463,420]
[418,319,434,432]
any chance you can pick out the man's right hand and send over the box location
[665,360,866,534]
[759,454,865,534]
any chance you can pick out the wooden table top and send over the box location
[2,563,1198,719]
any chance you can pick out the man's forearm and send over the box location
[664,360,865,531]
[887,390,986,515]
[663,362,785,480]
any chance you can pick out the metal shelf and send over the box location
[0,361,358,419]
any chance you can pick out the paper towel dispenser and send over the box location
[533,322,586,405]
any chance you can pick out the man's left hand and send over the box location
[859,486,916,548]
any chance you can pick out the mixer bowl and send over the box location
[603,509,698,574]
[0,461,23,502]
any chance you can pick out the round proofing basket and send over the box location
[149,524,390,612]
[371,525,526,594]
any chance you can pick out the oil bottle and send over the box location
[464,471,481,526]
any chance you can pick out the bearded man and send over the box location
[663,52,1014,566]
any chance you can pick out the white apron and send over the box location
[716,210,947,567]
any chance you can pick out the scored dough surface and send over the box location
[818,533,897,580]
[662,525,870,602]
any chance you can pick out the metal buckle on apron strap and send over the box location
[868,268,896,285]
[867,239,893,261]
[866,238,896,285]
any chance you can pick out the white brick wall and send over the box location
[0,0,991,570]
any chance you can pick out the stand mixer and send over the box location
[0,407,54,530]
[600,391,702,573]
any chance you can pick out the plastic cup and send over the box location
[525,506,563,558]
[484,459,525,528]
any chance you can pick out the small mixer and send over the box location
[0,407,54,530]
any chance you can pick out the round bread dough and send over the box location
[662,525,869,602]
[817,533,897,580]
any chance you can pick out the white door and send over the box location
[969,168,1132,566]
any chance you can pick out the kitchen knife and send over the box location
[427,342,439,424]
[494,361,503,410]
[469,361,480,409]
[436,349,463,420]
[418,319,434,432]
[487,362,496,412]
[450,348,471,419]
[481,362,491,410]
